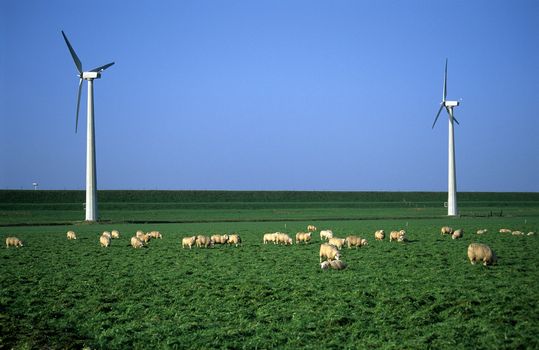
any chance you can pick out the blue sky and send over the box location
[1,0,538,191]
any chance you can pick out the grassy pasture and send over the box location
[1,214,538,349]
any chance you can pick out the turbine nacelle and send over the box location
[82,71,101,80]
[444,100,459,108]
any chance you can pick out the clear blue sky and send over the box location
[1,0,538,191]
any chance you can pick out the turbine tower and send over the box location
[432,58,460,216]
[62,31,114,222]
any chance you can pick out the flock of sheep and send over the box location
[4,225,535,269]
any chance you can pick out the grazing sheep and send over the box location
[263,233,278,244]
[512,231,524,236]
[182,236,197,249]
[295,232,312,244]
[111,230,120,239]
[99,235,111,248]
[149,231,162,239]
[499,228,512,233]
[320,230,334,241]
[5,237,23,248]
[452,229,463,240]
[195,235,213,248]
[66,231,77,240]
[320,260,347,270]
[476,229,488,235]
[528,232,535,236]
[211,234,229,245]
[138,233,151,244]
[328,237,346,250]
[345,236,362,249]
[136,230,145,239]
[228,234,242,247]
[319,243,340,263]
[374,230,385,240]
[101,231,112,239]
[390,230,406,242]
[276,233,293,245]
[467,243,497,266]
[307,225,317,232]
[441,226,453,235]
[130,236,144,249]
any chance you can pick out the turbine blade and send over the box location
[452,115,460,125]
[432,104,444,129]
[90,62,115,73]
[443,58,448,101]
[75,78,82,133]
[61,31,83,74]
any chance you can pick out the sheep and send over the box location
[228,234,242,247]
[149,231,162,239]
[441,226,453,235]
[345,236,362,249]
[307,225,317,232]
[196,235,213,248]
[320,230,334,241]
[452,229,463,240]
[211,234,229,245]
[111,230,120,239]
[320,260,347,270]
[5,237,23,248]
[136,230,145,239]
[389,230,406,242]
[528,232,535,236]
[328,237,346,250]
[276,233,293,245]
[295,232,312,244]
[66,231,77,240]
[476,229,488,235]
[99,235,110,248]
[139,233,152,244]
[319,243,340,263]
[101,231,112,239]
[360,238,368,246]
[512,231,524,236]
[182,236,197,249]
[263,233,278,244]
[499,228,512,233]
[130,236,144,249]
[374,230,385,240]
[467,243,497,266]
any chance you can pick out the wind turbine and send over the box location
[432,58,460,216]
[61,31,114,222]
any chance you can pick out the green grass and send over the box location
[1,215,538,349]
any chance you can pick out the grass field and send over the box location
[1,191,538,349]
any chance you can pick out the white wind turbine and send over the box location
[62,31,114,222]
[432,58,460,216]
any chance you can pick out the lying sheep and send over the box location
[320,260,347,270]
[320,230,334,241]
[196,235,213,248]
[149,231,162,239]
[295,232,312,244]
[99,235,110,248]
[66,231,77,240]
[452,229,463,240]
[111,230,120,239]
[328,237,346,250]
[512,231,524,236]
[130,236,144,249]
[5,237,23,248]
[374,230,385,240]
[307,225,317,232]
[441,226,453,235]
[182,236,197,249]
[211,234,229,245]
[499,228,512,233]
[467,243,497,266]
[319,243,340,263]
[476,229,488,235]
[528,232,536,236]
[228,234,242,247]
